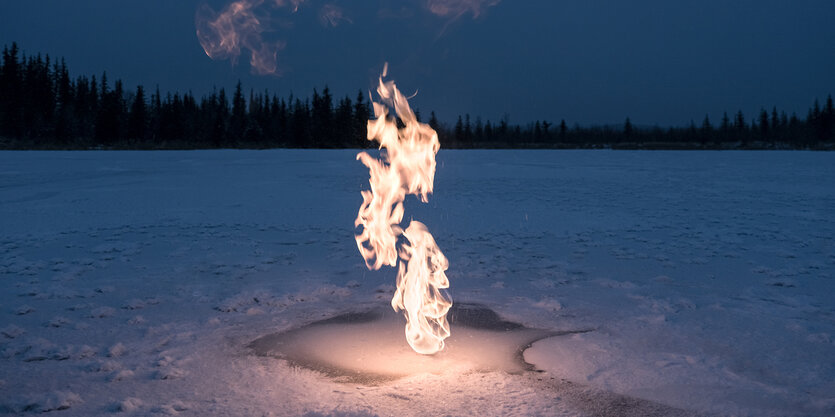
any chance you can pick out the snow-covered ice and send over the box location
[1,150,833,416]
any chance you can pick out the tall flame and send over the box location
[355,66,452,355]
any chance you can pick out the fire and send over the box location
[355,66,452,355]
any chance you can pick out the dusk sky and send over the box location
[2,0,834,126]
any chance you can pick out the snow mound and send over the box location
[1,390,83,413]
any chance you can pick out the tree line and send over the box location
[1,43,833,150]
[440,100,834,149]
[0,43,370,149]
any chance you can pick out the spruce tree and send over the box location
[353,91,369,147]
[230,81,246,143]
[128,85,147,141]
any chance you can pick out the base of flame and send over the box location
[249,303,585,384]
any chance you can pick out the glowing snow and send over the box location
[250,304,573,383]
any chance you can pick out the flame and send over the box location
[355,67,452,355]
[394,221,451,354]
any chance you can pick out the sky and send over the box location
[1,0,834,126]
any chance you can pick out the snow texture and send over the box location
[1,149,833,416]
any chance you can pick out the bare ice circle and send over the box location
[249,303,580,384]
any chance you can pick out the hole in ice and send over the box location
[249,303,590,384]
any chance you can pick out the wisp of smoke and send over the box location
[196,0,294,75]
[195,0,499,75]
[274,0,306,13]
[319,4,352,27]
[426,0,501,19]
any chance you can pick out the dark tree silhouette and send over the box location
[1,43,24,139]
[128,85,147,142]
[624,117,633,140]
[0,42,832,150]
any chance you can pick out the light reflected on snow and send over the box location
[250,304,562,383]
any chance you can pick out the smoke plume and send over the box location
[195,0,499,74]
[426,0,501,19]
[196,0,296,75]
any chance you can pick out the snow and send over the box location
[1,149,834,416]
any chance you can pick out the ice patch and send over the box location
[251,303,585,384]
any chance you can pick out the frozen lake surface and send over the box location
[1,150,834,416]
